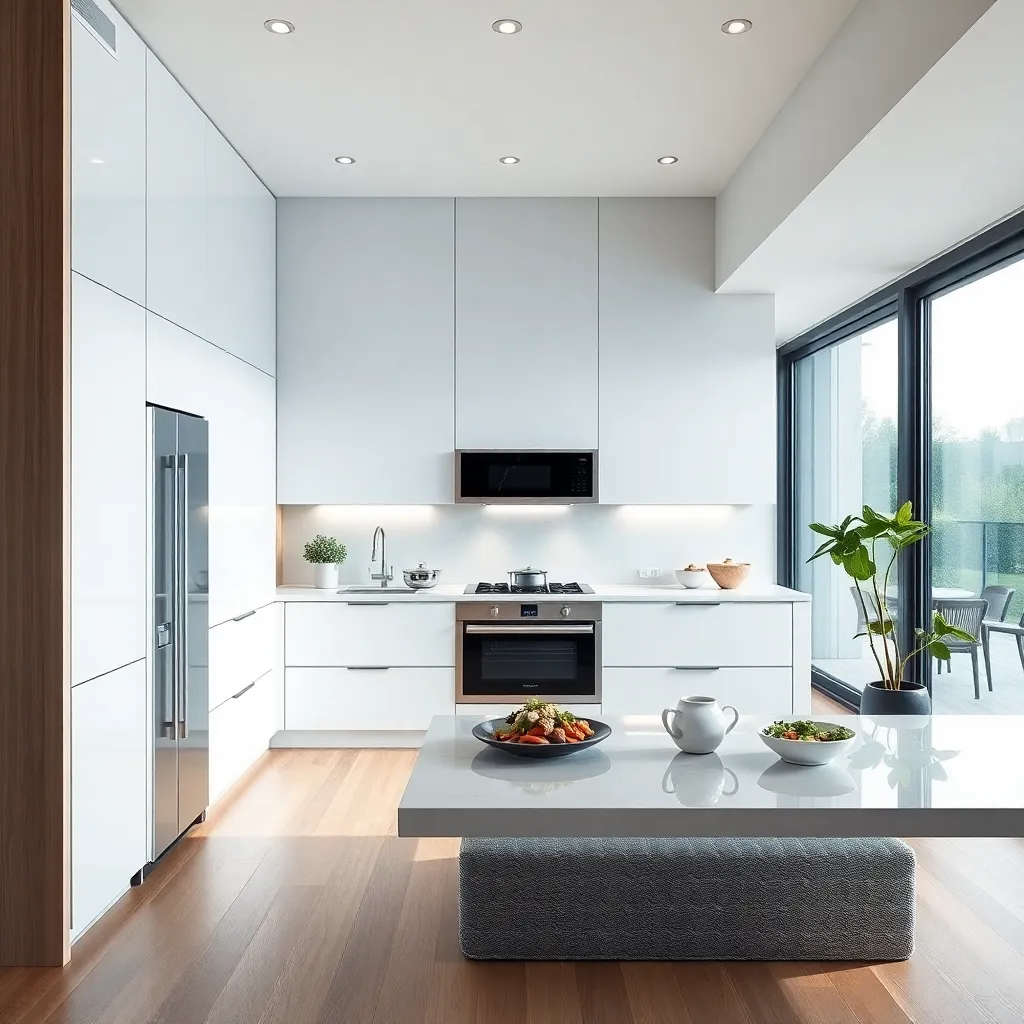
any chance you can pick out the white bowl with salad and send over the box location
[759,720,857,766]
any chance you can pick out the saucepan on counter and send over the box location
[402,562,442,589]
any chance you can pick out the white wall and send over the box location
[280,503,776,588]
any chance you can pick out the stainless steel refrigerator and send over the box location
[149,406,210,862]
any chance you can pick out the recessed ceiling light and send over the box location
[264,19,295,35]
[492,19,522,35]
[334,156,356,165]
[657,156,678,165]
[721,18,752,35]
[498,155,520,164]
[89,157,104,165]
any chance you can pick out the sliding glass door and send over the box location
[792,320,898,700]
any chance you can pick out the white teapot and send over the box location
[661,696,739,754]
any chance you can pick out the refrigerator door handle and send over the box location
[161,455,177,740]
[177,452,190,740]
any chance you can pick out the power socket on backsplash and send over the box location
[637,567,660,579]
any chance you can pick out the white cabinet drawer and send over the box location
[285,668,454,730]
[285,603,455,667]
[209,668,273,801]
[602,667,793,717]
[209,604,275,711]
[455,703,600,719]
[602,603,792,667]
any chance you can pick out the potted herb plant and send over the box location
[303,534,347,590]
[808,502,974,716]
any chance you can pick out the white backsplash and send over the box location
[280,504,776,588]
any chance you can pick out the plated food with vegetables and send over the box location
[758,719,858,767]
[472,700,611,759]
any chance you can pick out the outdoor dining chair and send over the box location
[980,585,1016,691]
[934,598,988,699]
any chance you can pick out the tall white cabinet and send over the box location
[276,199,456,504]
[598,199,776,504]
[71,26,278,942]
[454,199,599,450]
[70,3,146,305]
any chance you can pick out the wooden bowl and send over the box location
[706,560,750,589]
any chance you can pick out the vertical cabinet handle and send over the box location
[178,453,190,740]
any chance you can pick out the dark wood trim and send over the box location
[0,0,70,966]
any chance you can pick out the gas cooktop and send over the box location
[466,582,595,595]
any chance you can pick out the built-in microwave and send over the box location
[455,450,598,503]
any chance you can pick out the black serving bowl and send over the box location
[471,717,612,758]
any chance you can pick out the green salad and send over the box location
[762,720,855,743]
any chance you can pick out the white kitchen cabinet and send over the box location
[208,604,276,711]
[455,199,598,449]
[146,311,209,415]
[276,199,455,503]
[285,602,455,667]
[602,602,792,667]
[205,125,276,375]
[71,659,146,939]
[601,667,794,717]
[598,199,776,504]
[71,274,146,685]
[147,52,207,339]
[209,668,274,801]
[71,3,146,305]
[206,345,277,626]
[285,668,454,730]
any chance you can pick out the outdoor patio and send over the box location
[815,629,1024,714]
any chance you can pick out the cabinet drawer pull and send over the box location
[345,666,391,671]
[674,602,722,607]
[231,681,256,699]
[672,666,721,671]
[232,609,257,622]
[344,602,391,607]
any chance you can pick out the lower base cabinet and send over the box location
[285,668,454,730]
[209,669,275,802]
[601,667,794,717]
[71,660,147,939]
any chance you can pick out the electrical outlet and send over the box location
[637,567,660,579]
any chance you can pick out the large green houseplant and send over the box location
[808,502,973,714]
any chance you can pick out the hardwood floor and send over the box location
[3,730,1024,1023]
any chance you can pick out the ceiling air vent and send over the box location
[72,0,117,59]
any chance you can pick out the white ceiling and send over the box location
[115,0,857,198]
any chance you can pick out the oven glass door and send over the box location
[460,623,596,698]
[457,451,596,501]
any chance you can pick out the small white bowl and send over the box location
[758,721,857,766]
[675,569,708,589]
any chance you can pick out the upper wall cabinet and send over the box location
[598,199,776,504]
[72,274,147,686]
[455,199,598,450]
[70,2,146,305]
[277,199,455,504]
[206,125,276,375]
[147,53,207,340]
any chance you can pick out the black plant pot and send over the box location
[859,681,932,717]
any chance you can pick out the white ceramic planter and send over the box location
[312,562,339,590]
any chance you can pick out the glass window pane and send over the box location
[793,320,898,695]
[930,256,1024,711]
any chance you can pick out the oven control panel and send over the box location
[457,601,602,623]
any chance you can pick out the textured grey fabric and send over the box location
[459,836,915,961]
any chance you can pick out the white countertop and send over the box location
[276,583,809,603]
[398,714,1024,839]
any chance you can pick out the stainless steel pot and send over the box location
[508,566,548,589]
[403,563,441,589]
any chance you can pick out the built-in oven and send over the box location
[456,602,602,704]
[455,450,597,503]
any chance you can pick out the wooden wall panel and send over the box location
[0,0,71,966]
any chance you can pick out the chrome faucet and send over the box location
[370,525,394,587]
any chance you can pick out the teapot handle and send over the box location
[722,705,739,736]
[661,707,681,738]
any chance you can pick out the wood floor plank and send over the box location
[671,964,754,1024]
[526,963,584,1024]
[472,961,526,1024]
[825,966,914,1024]
[620,962,693,1024]
[575,962,633,1024]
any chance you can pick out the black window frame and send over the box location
[778,208,1024,710]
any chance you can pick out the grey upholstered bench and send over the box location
[459,836,915,961]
